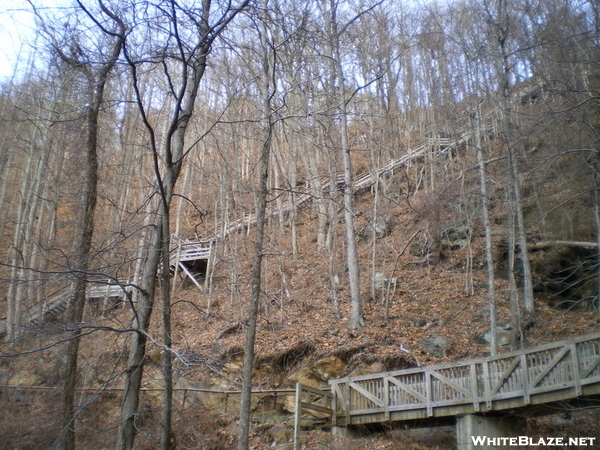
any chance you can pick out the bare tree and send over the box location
[238,2,275,447]
[484,0,535,315]
[319,0,375,330]
[474,101,498,354]
[28,3,125,448]
[90,2,251,449]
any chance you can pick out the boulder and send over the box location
[269,424,291,443]
[348,361,386,378]
[483,323,518,348]
[288,356,346,389]
[410,317,428,327]
[312,356,346,381]
[287,367,323,389]
[274,444,295,450]
[285,356,345,415]
[223,362,242,373]
[373,273,397,290]
[8,372,44,386]
[360,216,395,240]
[419,335,449,358]
[440,223,472,250]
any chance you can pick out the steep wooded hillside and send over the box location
[1,0,599,448]
[2,131,599,449]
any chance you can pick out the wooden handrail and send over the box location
[329,332,600,426]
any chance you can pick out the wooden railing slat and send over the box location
[490,357,520,395]
[581,355,600,379]
[570,343,582,396]
[529,346,569,390]
[470,364,480,412]
[429,370,472,398]
[349,381,384,407]
[387,376,427,403]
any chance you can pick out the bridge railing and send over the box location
[86,283,131,299]
[329,332,600,426]
[169,238,212,265]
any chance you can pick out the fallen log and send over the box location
[528,240,599,251]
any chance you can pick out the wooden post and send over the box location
[204,242,212,291]
[570,343,582,396]
[345,382,350,425]
[470,363,480,412]
[482,360,492,410]
[101,279,111,315]
[383,377,390,421]
[294,383,302,450]
[425,370,433,417]
[521,354,530,404]
[331,383,338,426]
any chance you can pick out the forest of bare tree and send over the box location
[1,0,599,448]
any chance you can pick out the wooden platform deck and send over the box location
[328,332,600,426]
[169,237,211,265]
[168,237,212,291]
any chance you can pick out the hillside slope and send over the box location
[3,136,600,450]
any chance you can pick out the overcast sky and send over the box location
[0,1,37,81]
[0,0,431,82]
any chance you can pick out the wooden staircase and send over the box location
[25,282,133,329]
[202,131,473,244]
[5,100,513,335]
[168,236,212,291]
[7,129,478,334]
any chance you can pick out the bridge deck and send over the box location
[329,332,600,426]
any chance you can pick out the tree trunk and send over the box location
[238,2,273,448]
[492,0,535,316]
[111,2,249,449]
[594,166,600,313]
[337,32,363,331]
[160,216,173,450]
[475,102,497,356]
[59,20,124,448]
[321,0,363,329]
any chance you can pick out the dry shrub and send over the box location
[176,407,237,450]
[0,390,62,449]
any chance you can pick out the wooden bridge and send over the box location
[324,332,600,426]
[293,332,600,447]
